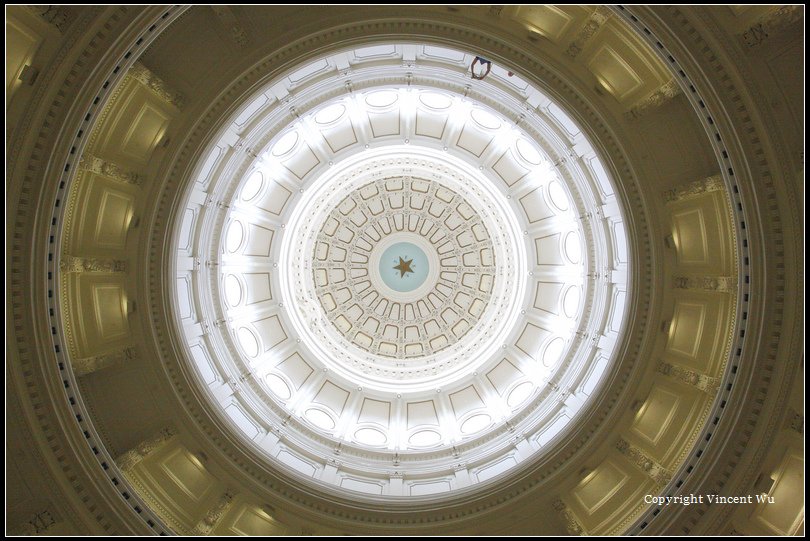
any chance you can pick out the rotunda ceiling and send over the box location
[11,5,801,536]
[7,6,803,535]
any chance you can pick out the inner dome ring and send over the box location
[279,145,524,392]
[176,41,630,498]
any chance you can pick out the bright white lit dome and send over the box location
[174,43,629,498]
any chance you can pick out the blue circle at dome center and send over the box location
[379,242,429,293]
